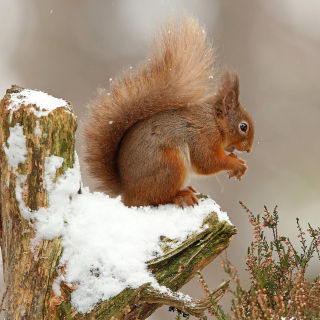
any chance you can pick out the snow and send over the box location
[2,124,32,218]
[8,88,71,118]
[3,123,232,314]
[34,120,41,137]
[16,174,31,220]
[3,124,27,168]
[39,156,229,313]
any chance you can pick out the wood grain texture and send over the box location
[0,86,77,319]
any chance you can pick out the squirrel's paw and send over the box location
[228,152,238,159]
[228,157,247,180]
[171,189,199,208]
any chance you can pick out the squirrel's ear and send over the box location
[223,90,236,115]
[220,69,240,99]
[220,69,232,88]
[233,72,240,100]
[215,69,239,116]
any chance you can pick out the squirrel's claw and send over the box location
[227,156,247,180]
[171,189,199,209]
[174,196,185,209]
[228,170,239,179]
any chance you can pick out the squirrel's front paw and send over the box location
[228,157,247,180]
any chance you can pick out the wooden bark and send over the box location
[0,86,236,319]
[0,85,77,319]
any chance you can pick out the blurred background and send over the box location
[1,0,320,319]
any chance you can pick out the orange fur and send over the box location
[81,16,254,207]
[81,16,215,197]
[121,146,188,207]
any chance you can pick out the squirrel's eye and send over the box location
[240,123,247,133]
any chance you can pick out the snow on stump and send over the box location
[0,85,236,319]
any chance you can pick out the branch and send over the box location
[139,280,230,318]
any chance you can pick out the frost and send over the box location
[8,89,70,118]
[165,289,192,302]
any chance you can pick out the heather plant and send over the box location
[211,203,320,320]
[170,203,320,319]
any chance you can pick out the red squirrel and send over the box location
[82,16,254,208]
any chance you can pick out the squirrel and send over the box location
[82,16,254,208]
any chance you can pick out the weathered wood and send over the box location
[0,86,77,319]
[0,86,236,319]
[139,280,230,318]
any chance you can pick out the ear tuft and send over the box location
[233,72,240,100]
[223,90,236,115]
[220,69,233,89]
[214,69,240,116]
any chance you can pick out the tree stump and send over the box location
[0,86,236,319]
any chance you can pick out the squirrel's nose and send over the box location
[246,148,251,153]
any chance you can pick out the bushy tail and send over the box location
[81,16,216,196]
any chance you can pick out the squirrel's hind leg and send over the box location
[153,147,198,208]
[121,146,197,208]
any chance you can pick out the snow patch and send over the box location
[2,124,31,219]
[3,124,27,169]
[8,89,71,118]
[44,156,64,190]
[16,174,31,220]
[34,120,41,137]
[52,278,62,297]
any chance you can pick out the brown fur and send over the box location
[81,16,254,207]
[81,16,215,196]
